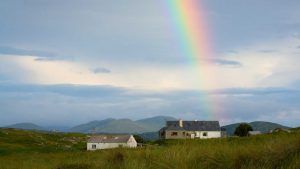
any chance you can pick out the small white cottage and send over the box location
[248,131,262,136]
[87,134,137,150]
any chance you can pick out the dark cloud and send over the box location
[91,67,111,74]
[34,57,62,61]
[0,46,55,58]
[227,50,238,54]
[0,83,126,98]
[0,46,73,62]
[212,59,242,66]
[0,84,299,127]
[257,49,278,53]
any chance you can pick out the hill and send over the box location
[0,128,86,155]
[4,123,45,131]
[136,116,176,131]
[69,116,176,134]
[0,128,299,169]
[222,121,290,135]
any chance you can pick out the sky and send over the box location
[0,0,300,127]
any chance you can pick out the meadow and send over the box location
[0,128,299,169]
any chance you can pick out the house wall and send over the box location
[164,130,221,139]
[199,131,221,139]
[87,143,125,150]
[87,136,137,150]
[165,130,187,139]
[126,136,137,148]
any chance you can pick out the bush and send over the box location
[234,123,253,137]
[133,135,145,144]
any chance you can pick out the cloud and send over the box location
[0,83,128,98]
[91,67,111,74]
[257,49,278,53]
[212,59,241,67]
[0,46,55,58]
[0,83,299,127]
[0,46,72,62]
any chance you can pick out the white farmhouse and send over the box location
[248,131,262,136]
[159,120,222,139]
[87,134,137,150]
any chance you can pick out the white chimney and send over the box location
[179,119,183,127]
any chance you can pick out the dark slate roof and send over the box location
[87,134,132,143]
[164,121,220,131]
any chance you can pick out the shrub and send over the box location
[234,123,253,137]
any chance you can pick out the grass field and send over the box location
[0,128,299,169]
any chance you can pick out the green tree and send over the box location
[133,134,145,143]
[234,123,253,137]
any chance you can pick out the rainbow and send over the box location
[164,0,218,119]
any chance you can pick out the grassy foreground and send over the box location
[0,128,299,169]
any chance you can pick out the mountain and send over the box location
[69,116,176,134]
[136,116,177,131]
[222,121,290,136]
[138,132,159,141]
[4,123,44,131]
[69,118,115,133]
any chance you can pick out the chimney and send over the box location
[179,119,183,127]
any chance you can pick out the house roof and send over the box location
[164,121,221,131]
[87,134,132,143]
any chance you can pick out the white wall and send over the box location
[198,131,221,139]
[126,135,137,148]
[87,143,127,150]
[87,136,137,150]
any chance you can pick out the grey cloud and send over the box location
[227,50,238,54]
[0,84,299,127]
[91,67,111,74]
[212,59,242,66]
[0,46,55,58]
[34,57,61,61]
[257,49,278,53]
[0,46,73,62]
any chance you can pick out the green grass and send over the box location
[0,128,299,169]
[0,128,86,155]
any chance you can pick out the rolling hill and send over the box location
[68,116,176,134]
[4,123,45,131]
[2,117,292,138]
[222,121,290,136]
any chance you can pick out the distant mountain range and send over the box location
[69,116,176,133]
[5,123,45,131]
[2,117,293,139]
[222,121,291,135]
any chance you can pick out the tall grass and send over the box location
[0,129,299,169]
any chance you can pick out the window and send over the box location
[182,132,185,136]
[203,132,207,137]
[171,132,178,136]
[92,144,96,149]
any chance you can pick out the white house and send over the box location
[159,120,222,139]
[248,131,262,136]
[87,134,137,150]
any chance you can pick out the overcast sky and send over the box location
[1,0,300,127]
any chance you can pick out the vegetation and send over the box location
[0,128,300,169]
[222,121,290,135]
[234,123,253,137]
[133,135,146,144]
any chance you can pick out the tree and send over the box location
[133,134,146,143]
[234,123,253,137]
